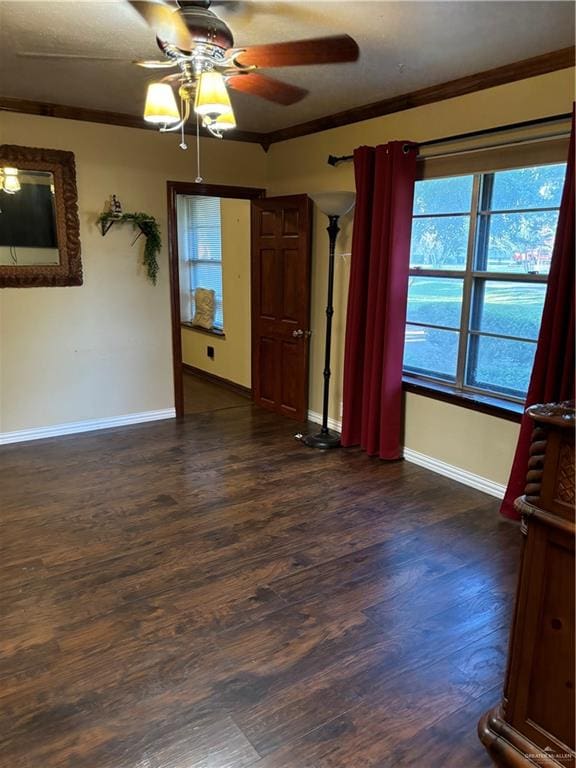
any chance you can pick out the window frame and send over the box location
[405,165,563,405]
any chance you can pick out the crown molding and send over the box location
[0,96,267,145]
[263,46,575,147]
[0,47,573,150]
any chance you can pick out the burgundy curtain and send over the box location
[341,142,417,459]
[500,110,575,519]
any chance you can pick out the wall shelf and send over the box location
[99,215,154,238]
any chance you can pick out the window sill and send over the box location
[402,375,523,423]
[181,322,226,339]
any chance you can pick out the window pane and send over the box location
[177,195,224,328]
[407,277,463,329]
[467,335,536,398]
[471,281,546,340]
[477,210,559,275]
[191,230,222,261]
[192,262,223,328]
[404,325,459,380]
[488,164,566,211]
[410,216,470,270]
[413,176,474,215]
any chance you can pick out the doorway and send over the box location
[167,183,313,421]
[167,181,265,417]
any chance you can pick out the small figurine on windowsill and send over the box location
[109,194,123,218]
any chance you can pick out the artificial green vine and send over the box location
[97,211,161,285]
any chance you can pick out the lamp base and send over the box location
[301,429,341,449]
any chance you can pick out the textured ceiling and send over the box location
[0,1,574,134]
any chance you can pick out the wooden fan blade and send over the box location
[233,35,359,68]
[129,1,192,50]
[17,52,127,61]
[227,73,308,105]
[134,59,179,68]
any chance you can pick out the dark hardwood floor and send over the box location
[0,404,520,768]
[183,371,251,415]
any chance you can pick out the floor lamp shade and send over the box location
[302,191,356,449]
[310,191,356,217]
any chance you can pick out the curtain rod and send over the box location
[326,112,572,167]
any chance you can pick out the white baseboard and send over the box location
[402,447,506,499]
[0,408,176,446]
[307,409,342,434]
[306,409,505,499]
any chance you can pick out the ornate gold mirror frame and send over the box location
[0,145,82,287]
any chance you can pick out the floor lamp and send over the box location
[302,191,356,449]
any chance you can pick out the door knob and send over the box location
[292,329,304,338]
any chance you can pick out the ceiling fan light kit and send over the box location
[208,111,236,132]
[130,0,359,149]
[193,71,233,117]
[1,167,21,195]
[143,82,181,124]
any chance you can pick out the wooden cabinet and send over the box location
[479,402,575,768]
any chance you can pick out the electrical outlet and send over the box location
[207,346,214,359]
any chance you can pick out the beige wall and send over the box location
[265,68,575,485]
[403,394,520,486]
[0,112,266,433]
[181,197,252,388]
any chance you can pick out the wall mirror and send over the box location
[0,145,82,287]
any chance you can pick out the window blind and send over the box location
[177,195,224,328]
[417,130,571,180]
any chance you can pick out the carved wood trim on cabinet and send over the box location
[478,401,576,768]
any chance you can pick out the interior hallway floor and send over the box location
[183,371,251,415]
[0,404,520,768]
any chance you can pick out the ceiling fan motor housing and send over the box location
[172,2,234,50]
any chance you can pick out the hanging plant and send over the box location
[97,211,161,285]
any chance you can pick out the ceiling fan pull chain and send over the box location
[179,95,188,150]
[195,112,203,184]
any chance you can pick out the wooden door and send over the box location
[251,195,313,421]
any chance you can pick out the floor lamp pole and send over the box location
[302,214,342,449]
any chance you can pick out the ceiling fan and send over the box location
[129,0,359,139]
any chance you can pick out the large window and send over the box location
[404,163,566,402]
[177,195,224,329]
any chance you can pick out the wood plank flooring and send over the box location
[183,371,250,415]
[0,402,520,768]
